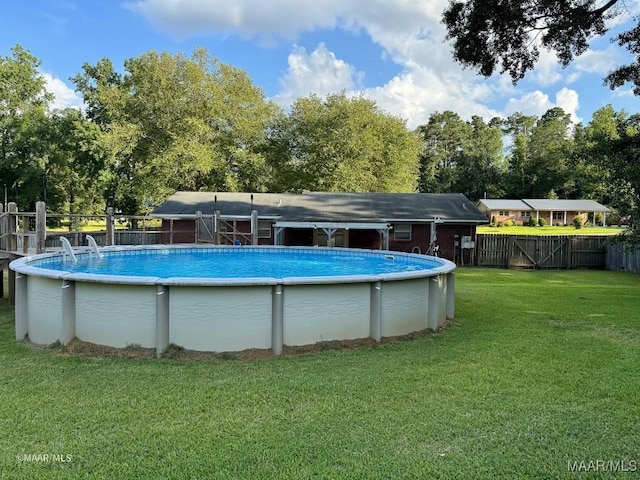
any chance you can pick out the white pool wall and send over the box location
[11,246,456,356]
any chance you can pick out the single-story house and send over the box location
[150,191,489,263]
[476,199,611,226]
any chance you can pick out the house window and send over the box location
[498,210,509,216]
[258,220,272,238]
[394,224,412,241]
[520,211,530,217]
[553,212,564,220]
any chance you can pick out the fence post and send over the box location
[214,210,220,245]
[7,203,17,252]
[21,213,29,254]
[251,210,258,245]
[72,216,79,246]
[35,201,46,254]
[195,211,201,244]
[105,207,114,246]
[0,203,3,251]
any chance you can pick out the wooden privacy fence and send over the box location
[476,234,609,269]
[606,243,640,273]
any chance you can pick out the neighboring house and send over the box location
[150,191,489,263]
[476,199,611,226]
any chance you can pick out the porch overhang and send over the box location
[273,221,391,230]
[272,221,392,249]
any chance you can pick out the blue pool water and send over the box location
[32,247,441,279]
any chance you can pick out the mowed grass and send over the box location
[477,225,624,235]
[0,269,639,479]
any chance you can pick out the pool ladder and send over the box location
[59,236,102,263]
[59,237,78,263]
[86,235,103,259]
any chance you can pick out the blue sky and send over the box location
[1,0,638,128]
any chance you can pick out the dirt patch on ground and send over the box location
[23,320,452,362]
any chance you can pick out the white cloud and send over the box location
[362,69,500,129]
[571,46,619,75]
[504,88,580,123]
[274,43,362,107]
[42,73,84,111]
[611,86,636,99]
[555,87,580,124]
[529,48,562,86]
[505,91,554,118]
[274,42,502,129]
[125,0,613,129]
[125,0,346,38]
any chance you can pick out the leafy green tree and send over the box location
[527,107,574,198]
[609,115,640,241]
[417,111,471,193]
[567,105,623,205]
[453,115,505,201]
[502,109,574,198]
[442,0,639,93]
[503,113,537,197]
[605,22,640,95]
[0,45,53,210]
[73,49,280,213]
[584,107,640,241]
[267,93,421,193]
[43,108,109,214]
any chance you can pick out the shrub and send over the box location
[538,218,547,227]
[491,215,496,225]
[573,216,584,229]
[527,217,538,227]
[606,213,621,226]
[504,220,515,227]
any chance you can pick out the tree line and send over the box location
[0,44,638,240]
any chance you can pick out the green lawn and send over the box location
[477,225,624,235]
[1,269,639,479]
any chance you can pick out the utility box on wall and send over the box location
[461,236,474,249]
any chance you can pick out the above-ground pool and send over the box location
[11,246,456,356]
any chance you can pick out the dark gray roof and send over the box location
[151,192,489,224]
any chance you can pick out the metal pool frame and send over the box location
[10,246,456,357]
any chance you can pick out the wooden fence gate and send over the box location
[476,234,608,269]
